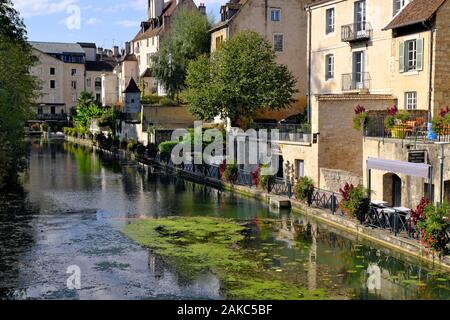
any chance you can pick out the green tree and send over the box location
[186,31,297,125]
[73,92,109,130]
[151,8,211,99]
[0,0,38,188]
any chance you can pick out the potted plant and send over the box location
[295,176,315,206]
[301,123,311,142]
[339,183,370,223]
[418,202,449,256]
[352,105,368,131]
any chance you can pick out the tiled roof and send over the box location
[85,60,116,72]
[123,78,141,93]
[132,0,176,41]
[29,41,85,55]
[77,42,96,49]
[120,53,138,62]
[384,0,447,30]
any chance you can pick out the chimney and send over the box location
[113,46,119,57]
[148,0,164,20]
[199,3,206,15]
[125,42,131,54]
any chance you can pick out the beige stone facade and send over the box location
[211,0,309,111]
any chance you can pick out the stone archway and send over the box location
[383,173,402,207]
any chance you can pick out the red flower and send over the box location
[439,106,450,118]
[386,105,398,116]
[354,105,366,115]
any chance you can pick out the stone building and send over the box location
[299,0,450,207]
[30,42,86,117]
[210,0,309,118]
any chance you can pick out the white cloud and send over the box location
[13,0,79,18]
[85,17,101,26]
[114,20,140,28]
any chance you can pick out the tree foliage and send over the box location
[0,0,38,188]
[73,92,112,130]
[151,8,211,98]
[186,31,297,124]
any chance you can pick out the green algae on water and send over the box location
[122,217,329,300]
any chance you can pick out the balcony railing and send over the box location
[36,114,68,121]
[364,112,450,143]
[341,22,372,42]
[342,72,371,91]
[250,123,311,143]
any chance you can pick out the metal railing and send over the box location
[364,115,450,143]
[342,72,371,91]
[36,114,68,121]
[341,22,372,42]
[250,123,311,143]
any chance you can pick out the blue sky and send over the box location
[12,0,223,49]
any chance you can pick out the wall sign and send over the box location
[408,150,426,164]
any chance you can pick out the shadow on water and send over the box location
[0,140,448,300]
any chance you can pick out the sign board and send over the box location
[408,150,426,164]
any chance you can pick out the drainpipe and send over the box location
[307,6,312,124]
[423,21,434,121]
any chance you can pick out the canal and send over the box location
[0,140,448,300]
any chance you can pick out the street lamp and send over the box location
[435,142,450,207]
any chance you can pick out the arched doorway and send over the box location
[383,173,402,207]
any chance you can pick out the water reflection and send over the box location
[0,141,448,300]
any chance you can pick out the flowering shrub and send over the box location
[432,106,450,133]
[439,106,450,118]
[352,105,368,131]
[411,197,430,225]
[251,166,261,186]
[339,183,370,221]
[384,105,409,129]
[418,203,449,256]
[295,176,314,204]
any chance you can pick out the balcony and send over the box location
[36,114,68,121]
[342,72,371,92]
[341,22,372,43]
[250,123,311,143]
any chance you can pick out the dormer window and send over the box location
[393,0,407,16]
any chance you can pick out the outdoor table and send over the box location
[376,207,395,229]
[371,200,389,207]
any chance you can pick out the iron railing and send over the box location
[341,22,372,42]
[364,115,450,143]
[36,114,68,121]
[342,72,371,91]
[250,123,311,143]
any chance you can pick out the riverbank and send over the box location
[64,136,450,271]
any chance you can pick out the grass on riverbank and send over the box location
[122,216,327,300]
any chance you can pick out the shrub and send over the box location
[339,183,370,221]
[127,139,137,152]
[418,203,449,255]
[30,123,40,131]
[141,94,163,105]
[42,123,49,132]
[147,143,158,158]
[223,163,239,184]
[160,97,177,106]
[295,176,315,204]
[136,143,146,156]
[158,141,178,162]
[112,136,120,148]
[352,105,367,131]
[120,138,128,150]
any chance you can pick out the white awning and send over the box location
[367,157,431,179]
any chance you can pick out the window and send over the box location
[405,92,417,110]
[326,8,335,34]
[146,38,149,47]
[354,0,366,32]
[147,53,152,66]
[50,67,55,75]
[71,81,77,90]
[400,38,423,72]
[274,34,284,52]
[393,0,407,16]
[96,94,101,102]
[50,106,55,114]
[216,35,224,49]
[325,54,334,80]
[271,9,281,22]
[86,78,91,88]
[152,37,155,46]
[95,77,101,90]
[296,160,305,179]
[71,69,76,76]
[50,80,56,89]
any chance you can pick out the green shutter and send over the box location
[399,41,405,73]
[416,38,424,71]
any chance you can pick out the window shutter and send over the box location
[399,41,405,73]
[416,38,424,71]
